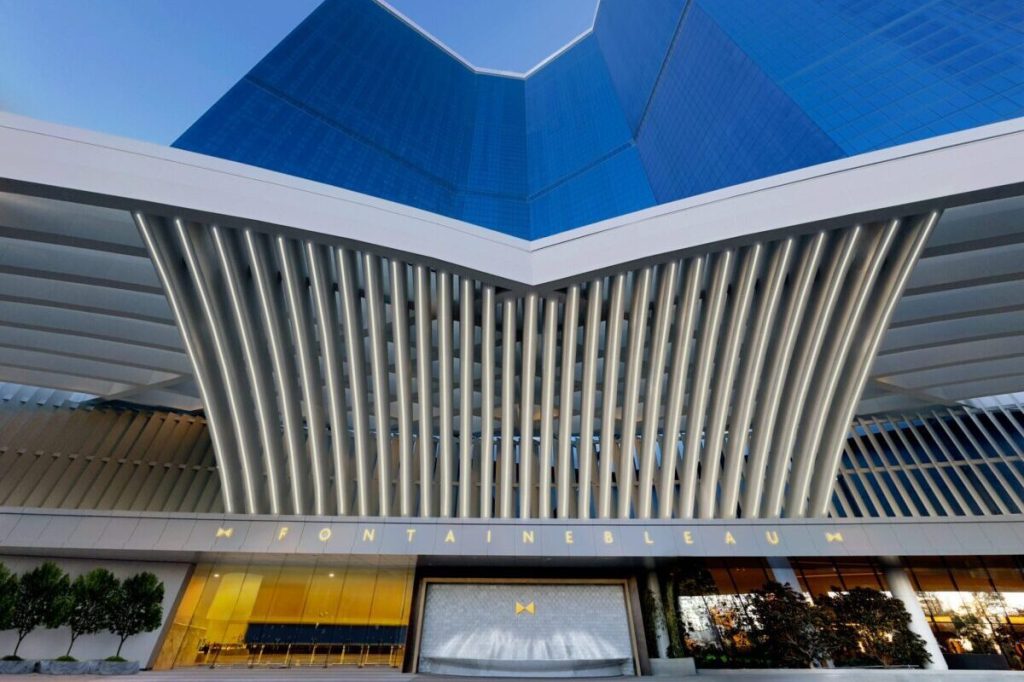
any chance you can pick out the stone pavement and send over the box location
[2,666,1022,681]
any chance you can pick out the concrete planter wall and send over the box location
[648,657,697,676]
[0,659,38,674]
[98,659,140,675]
[38,660,100,674]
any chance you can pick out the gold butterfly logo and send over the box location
[515,601,535,615]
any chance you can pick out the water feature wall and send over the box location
[417,582,635,677]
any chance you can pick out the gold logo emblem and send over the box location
[515,601,535,615]
[825,531,844,543]
[215,527,233,538]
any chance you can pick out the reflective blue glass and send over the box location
[176,0,1024,240]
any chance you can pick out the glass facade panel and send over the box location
[176,0,1024,240]
[906,556,1024,667]
[154,558,414,669]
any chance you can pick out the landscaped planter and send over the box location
[98,659,140,675]
[649,657,697,676]
[0,659,39,674]
[38,659,99,675]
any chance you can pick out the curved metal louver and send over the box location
[135,211,937,518]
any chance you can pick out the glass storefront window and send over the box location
[154,558,414,670]
[906,556,1024,668]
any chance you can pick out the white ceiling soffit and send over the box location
[0,188,199,410]
[2,113,1024,413]
[2,112,1024,290]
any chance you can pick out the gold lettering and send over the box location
[603,531,614,544]
[683,531,694,545]
[486,529,492,544]
[644,530,655,545]
[445,530,456,544]
[765,530,780,545]
[825,531,844,543]
[724,531,736,545]
[362,528,376,542]
[522,530,535,544]
[277,526,289,541]
[565,530,574,545]
[215,527,233,539]
[318,527,332,542]
[406,528,417,542]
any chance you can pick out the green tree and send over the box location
[0,563,17,654]
[108,572,164,658]
[819,587,931,667]
[746,581,836,667]
[64,569,119,657]
[10,562,70,657]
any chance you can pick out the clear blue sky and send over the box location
[0,0,596,145]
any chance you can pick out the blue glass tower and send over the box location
[176,0,1024,239]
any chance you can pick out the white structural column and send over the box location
[499,296,516,519]
[305,242,349,515]
[437,272,454,517]
[698,245,761,518]
[179,221,263,514]
[246,230,307,514]
[766,556,802,592]
[458,277,475,518]
[763,228,861,518]
[637,262,678,519]
[742,234,825,518]
[137,213,934,519]
[598,274,626,519]
[786,223,897,516]
[338,247,372,516]
[680,251,732,518]
[808,212,940,516]
[538,297,558,518]
[519,293,538,519]
[557,285,580,519]
[391,259,414,517]
[212,227,285,515]
[362,253,392,516]
[657,257,703,519]
[881,558,948,670]
[134,214,241,514]
[617,268,652,519]
[278,237,330,515]
[577,280,602,518]
[413,265,434,517]
[718,240,792,518]
[479,285,496,518]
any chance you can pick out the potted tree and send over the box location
[0,562,34,675]
[6,562,69,675]
[103,572,164,675]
